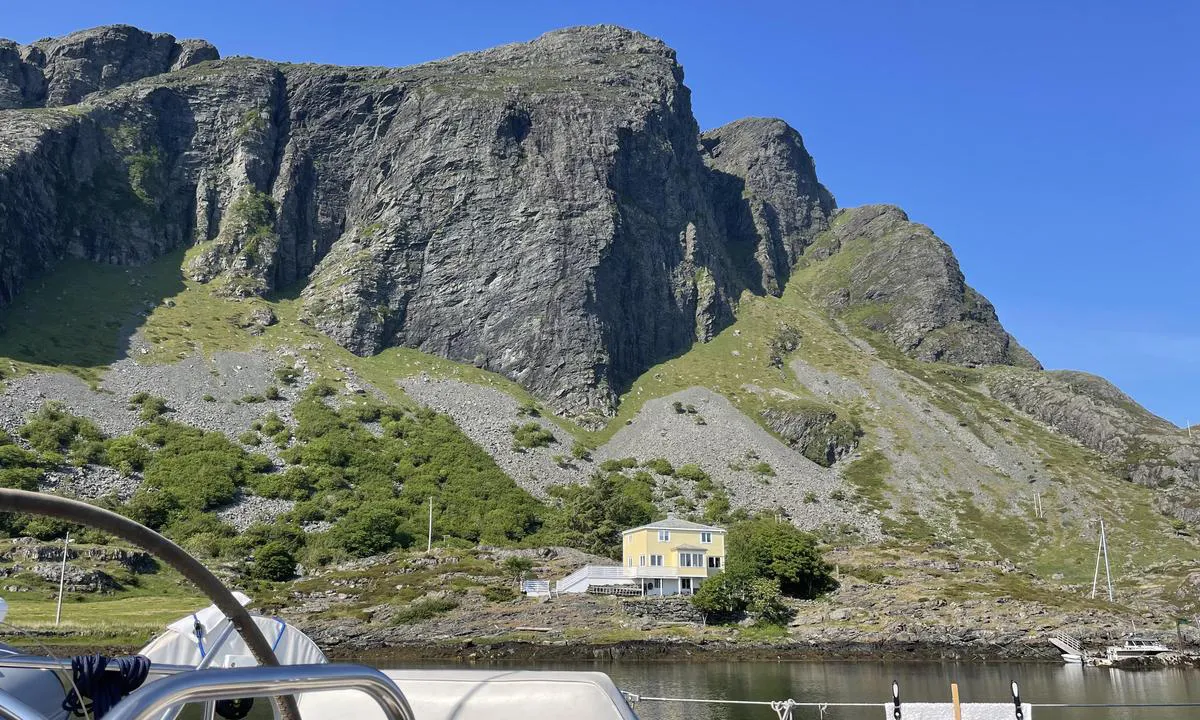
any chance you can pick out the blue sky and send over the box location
[6,1,1197,426]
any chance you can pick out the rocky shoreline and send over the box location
[21,634,1197,670]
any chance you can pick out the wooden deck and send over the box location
[587,584,643,597]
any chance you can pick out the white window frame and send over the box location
[708,556,722,569]
[650,554,664,567]
[658,530,670,542]
[700,532,712,543]
[639,555,646,567]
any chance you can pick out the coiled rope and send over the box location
[62,654,151,719]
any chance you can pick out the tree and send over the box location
[252,541,297,581]
[691,573,792,625]
[501,556,535,587]
[329,504,413,557]
[547,472,655,558]
[726,518,837,598]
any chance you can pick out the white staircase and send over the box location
[1049,632,1086,662]
[546,565,633,594]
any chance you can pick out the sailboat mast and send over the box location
[1101,519,1114,601]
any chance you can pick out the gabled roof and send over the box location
[623,517,725,534]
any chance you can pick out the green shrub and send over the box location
[241,394,266,404]
[134,395,169,421]
[329,503,414,557]
[105,436,150,474]
[391,597,459,624]
[571,443,592,461]
[803,492,818,504]
[643,458,675,476]
[248,467,313,501]
[135,421,264,512]
[510,422,555,451]
[0,438,47,491]
[676,464,708,482]
[251,541,297,581]
[483,586,517,603]
[274,366,301,386]
[19,402,104,454]
[239,431,261,446]
[672,401,685,414]
[344,401,382,423]
[202,394,217,402]
[692,574,792,625]
[501,555,535,586]
[516,400,540,417]
[598,457,638,472]
[750,461,775,477]
[306,379,337,398]
[264,385,282,401]
[703,491,731,525]
[830,489,846,501]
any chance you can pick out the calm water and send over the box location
[393,660,1199,720]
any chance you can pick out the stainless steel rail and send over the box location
[104,664,415,720]
[0,690,48,720]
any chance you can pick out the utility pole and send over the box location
[55,532,69,626]
[427,497,433,553]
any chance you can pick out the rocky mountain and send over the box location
[0,24,1197,626]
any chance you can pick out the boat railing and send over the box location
[101,663,415,720]
[0,690,51,720]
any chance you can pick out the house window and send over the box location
[658,530,670,542]
[700,532,712,543]
[708,556,722,569]
[679,552,703,567]
[650,555,664,567]
[639,555,646,567]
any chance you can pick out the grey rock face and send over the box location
[0,25,219,109]
[803,205,1040,369]
[0,57,280,303]
[702,118,836,295]
[761,405,859,467]
[5,24,832,415]
[986,368,1199,501]
[0,24,1036,417]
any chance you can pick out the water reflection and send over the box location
[393,660,1198,720]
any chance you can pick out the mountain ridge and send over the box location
[0,24,1197,626]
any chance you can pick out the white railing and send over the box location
[520,579,550,595]
[554,565,629,593]
[625,566,690,578]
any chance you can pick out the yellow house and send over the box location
[621,518,726,596]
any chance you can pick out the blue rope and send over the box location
[271,617,286,652]
[193,613,206,658]
[62,654,151,718]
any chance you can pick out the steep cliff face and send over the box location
[1,24,1041,417]
[0,57,282,304]
[278,27,749,413]
[796,204,1040,369]
[701,118,836,295]
[1,25,847,415]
